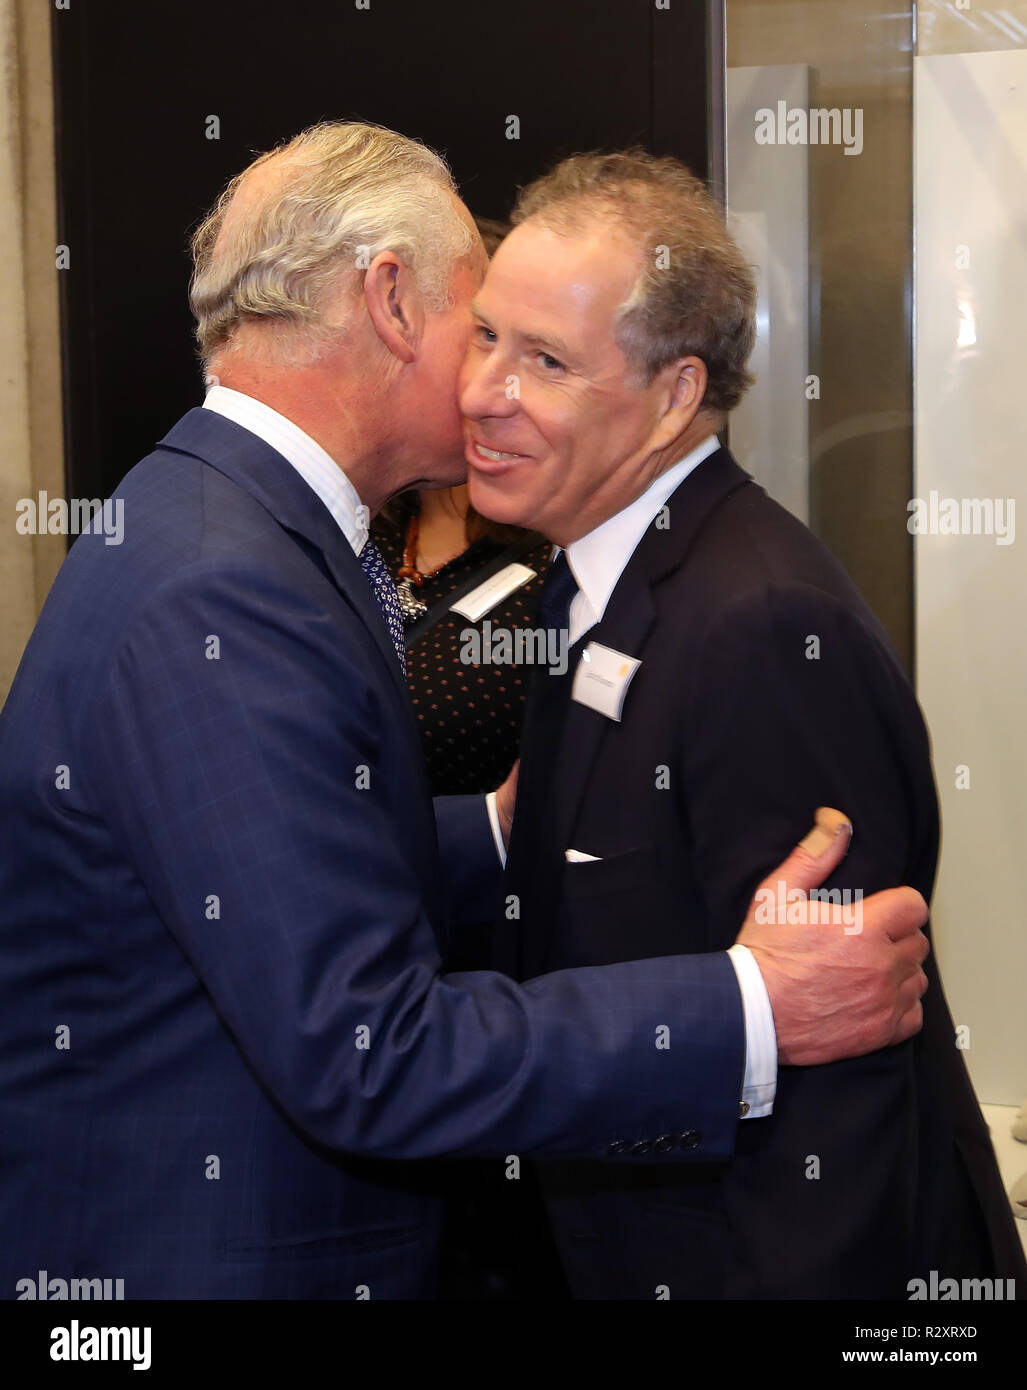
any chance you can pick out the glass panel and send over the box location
[725,1,915,671]
[918,0,1027,55]
[913,17,1027,1103]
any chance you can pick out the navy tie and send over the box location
[492,550,579,980]
[540,549,578,638]
[359,539,406,670]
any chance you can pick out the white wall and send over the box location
[914,47,1027,1104]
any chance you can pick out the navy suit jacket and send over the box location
[0,408,746,1300]
[496,447,1025,1300]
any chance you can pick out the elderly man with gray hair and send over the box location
[0,123,930,1300]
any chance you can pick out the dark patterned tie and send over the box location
[359,538,406,670]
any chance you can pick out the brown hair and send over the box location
[375,489,527,547]
[512,149,756,412]
[473,215,510,260]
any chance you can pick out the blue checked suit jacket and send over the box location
[0,407,744,1299]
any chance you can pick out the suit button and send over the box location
[607,1139,629,1155]
[655,1135,675,1153]
[679,1130,701,1150]
[630,1140,653,1155]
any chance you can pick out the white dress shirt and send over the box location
[204,384,370,555]
[559,435,777,1117]
[202,391,775,1117]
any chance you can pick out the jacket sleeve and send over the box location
[90,562,744,1166]
[681,580,932,1296]
[433,794,502,930]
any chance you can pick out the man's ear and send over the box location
[363,252,423,365]
[650,356,708,451]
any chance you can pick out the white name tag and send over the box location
[571,642,642,722]
[450,563,536,622]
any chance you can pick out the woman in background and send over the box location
[372,216,568,1301]
[373,483,550,796]
[373,217,551,799]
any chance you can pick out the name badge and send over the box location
[450,563,536,622]
[571,642,641,722]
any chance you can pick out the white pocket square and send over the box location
[565,848,601,863]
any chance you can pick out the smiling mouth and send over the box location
[473,442,526,463]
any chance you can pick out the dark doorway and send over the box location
[51,0,712,503]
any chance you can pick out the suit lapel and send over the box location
[158,408,410,704]
[549,447,753,861]
[507,449,752,981]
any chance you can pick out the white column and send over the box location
[914,46,1027,1103]
[0,0,65,702]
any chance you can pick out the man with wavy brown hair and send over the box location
[464,149,1024,1300]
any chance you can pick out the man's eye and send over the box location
[539,352,564,371]
[477,325,497,344]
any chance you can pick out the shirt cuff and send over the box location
[726,943,777,1117]
[484,791,507,867]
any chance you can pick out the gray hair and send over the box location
[189,121,476,366]
[512,150,756,413]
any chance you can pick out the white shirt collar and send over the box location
[563,434,721,643]
[202,384,369,556]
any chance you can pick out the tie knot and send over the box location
[359,537,384,577]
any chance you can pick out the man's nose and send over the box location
[460,352,519,421]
